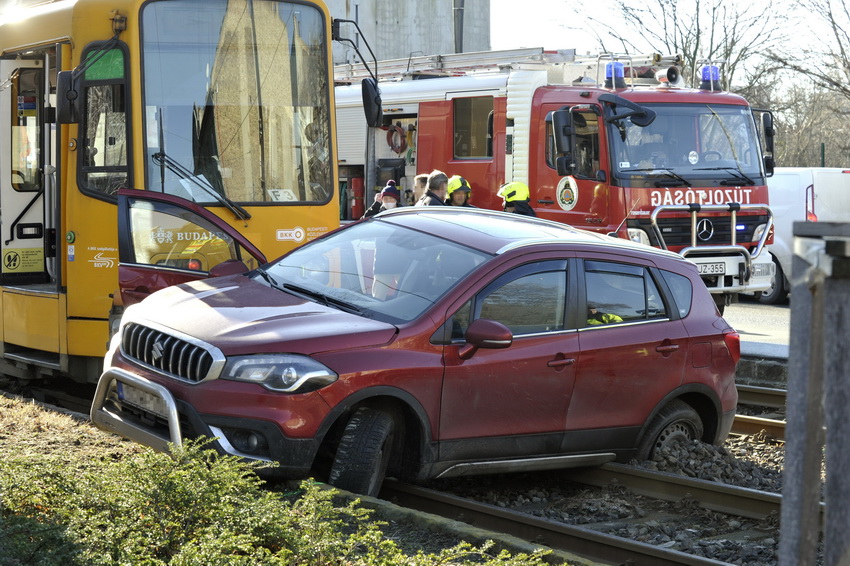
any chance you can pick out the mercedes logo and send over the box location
[151,341,165,362]
[696,219,715,242]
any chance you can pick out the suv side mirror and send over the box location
[458,318,513,360]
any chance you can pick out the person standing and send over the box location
[497,181,536,216]
[446,175,475,207]
[362,180,401,218]
[411,173,429,205]
[416,170,449,206]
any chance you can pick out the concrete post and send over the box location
[779,222,850,565]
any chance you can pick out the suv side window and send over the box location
[584,260,668,326]
[448,261,568,339]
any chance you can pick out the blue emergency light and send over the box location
[700,65,722,91]
[604,62,627,89]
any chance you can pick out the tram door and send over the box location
[0,58,54,290]
[0,55,62,357]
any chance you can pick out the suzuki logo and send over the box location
[697,219,715,242]
[151,341,165,362]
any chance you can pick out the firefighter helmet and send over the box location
[497,181,530,203]
[447,175,471,195]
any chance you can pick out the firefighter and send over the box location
[587,304,623,326]
[416,170,450,206]
[497,181,536,216]
[446,175,475,207]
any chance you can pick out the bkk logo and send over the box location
[276,227,306,243]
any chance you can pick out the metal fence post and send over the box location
[779,222,850,565]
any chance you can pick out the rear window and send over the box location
[660,269,693,318]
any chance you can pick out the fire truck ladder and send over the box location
[334,47,682,86]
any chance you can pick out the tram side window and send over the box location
[453,96,494,159]
[10,68,42,192]
[80,47,129,197]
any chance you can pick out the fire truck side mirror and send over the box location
[551,109,574,155]
[555,155,574,176]
[56,71,81,124]
[763,155,775,177]
[361,78,383,128]
[761,112,775,177]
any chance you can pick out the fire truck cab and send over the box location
[335,48,775,311]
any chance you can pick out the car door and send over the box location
[116,188,266,306]
[438,259,580,461]
[569,255,688,442]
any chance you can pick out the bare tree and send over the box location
[769,0,850,100]
[575,0,787,92]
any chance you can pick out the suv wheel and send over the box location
[328,407,395,497]
[635,400,703,461]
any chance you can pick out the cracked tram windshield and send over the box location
[142,0,331,204]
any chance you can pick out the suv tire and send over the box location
[635,400,703,461]
[328,407,394,497]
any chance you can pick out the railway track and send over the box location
[381,458,806,566]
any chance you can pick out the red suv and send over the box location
[92,202,740,497]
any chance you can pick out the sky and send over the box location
[490,0,613,53]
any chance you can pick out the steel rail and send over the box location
[732,414,786,439]
[562,462,784,519]
[736,384,787,408]
[381,479,735,566]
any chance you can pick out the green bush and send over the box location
[0,439,551,565]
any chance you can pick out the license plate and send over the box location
[117,382,168,419]
[697,262,725,275]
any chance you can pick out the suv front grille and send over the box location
[121,323,214,383]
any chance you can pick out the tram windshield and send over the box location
[141,0,332,204]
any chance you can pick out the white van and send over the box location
[762,167,850,303]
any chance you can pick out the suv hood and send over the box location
[124,275,398,355]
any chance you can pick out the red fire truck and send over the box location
[335,48,775,312]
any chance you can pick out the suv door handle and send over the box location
[656,344,680,353]
[548,357,576,368]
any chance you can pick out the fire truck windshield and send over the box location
[610,103,762,187]
[141,0,332,204]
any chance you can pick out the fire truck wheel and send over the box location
[758,257,788,305]
[328,407,395,497]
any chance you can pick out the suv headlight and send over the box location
[222,355,338,393]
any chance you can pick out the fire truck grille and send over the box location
[647,214,770,247]
[121,323,214,383]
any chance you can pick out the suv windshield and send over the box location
[141,0,331,204]
[259,221,491,324]
[610,103,762,186]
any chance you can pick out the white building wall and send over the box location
[327,0,490,65]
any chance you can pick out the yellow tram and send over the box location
[0,0,346,384]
